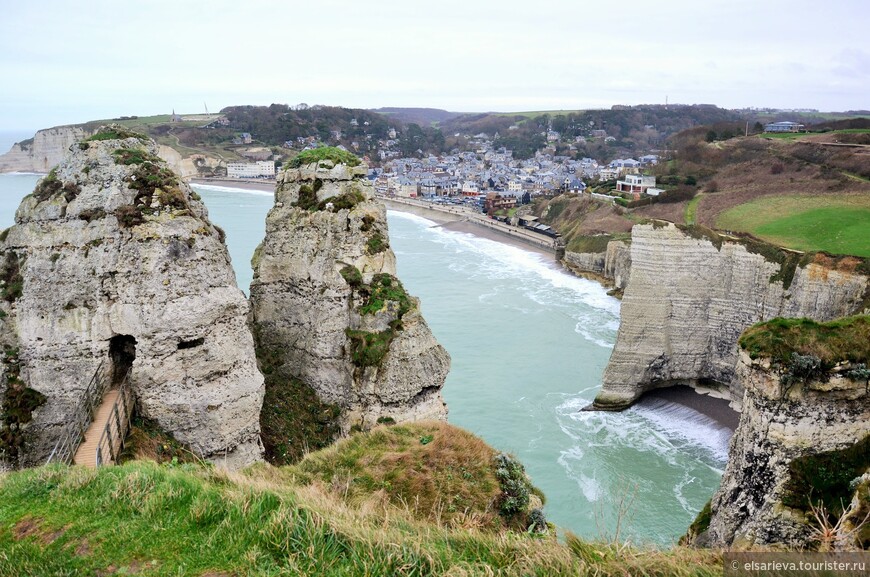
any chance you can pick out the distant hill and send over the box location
[371,107,464,126]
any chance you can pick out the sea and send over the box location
[0,130,730,545]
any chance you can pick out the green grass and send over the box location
[716,195,870,257]
[760,132,809,140]
[782,434,870,521]
[288,422,515,531]
[287,146,360,168]
[493,109,588,118]
[566,234,616,254]
[684,194,702,225]
[739,315,870,366]
[0,452,724,576]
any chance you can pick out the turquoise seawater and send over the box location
[0,173,728,544]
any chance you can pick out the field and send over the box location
[716,195,870,257]
[494,109,590,118]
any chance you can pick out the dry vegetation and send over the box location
[0,426,725,576]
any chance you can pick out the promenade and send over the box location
[379,196,559,254]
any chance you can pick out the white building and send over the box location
[226,161,276,179]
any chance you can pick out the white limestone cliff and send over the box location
[0,127,216,178]
[0,128,264,469]
[594,223,868,410]
[704,350,869,548]
[250,159,449,430]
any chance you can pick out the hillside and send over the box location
[371,107,464,126]
[0,423,723,576]
[536,128,870,259]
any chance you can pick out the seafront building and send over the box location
[227,161,276,179]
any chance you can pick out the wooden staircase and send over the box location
[73,389,120,468]
[46,365,134,468]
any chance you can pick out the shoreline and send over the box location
[643,385,740,431]
[381,196,558,257]
[189,177,276,193]
[383,197,741,432]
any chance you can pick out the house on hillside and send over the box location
[563,178,587,193]
[616,174,660,197]
[764,121,805,133]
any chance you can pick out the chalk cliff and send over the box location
[562,240,631,292]
[594,223,868,410]
[0,127,213,178]
[704,323,870,548]
[0,127,264,469]
[250,157,449,432]
[0,127,89,174]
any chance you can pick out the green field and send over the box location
[760,132,810,140]
[494,109,590,118]
[716,195,870,257]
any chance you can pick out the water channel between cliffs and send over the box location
[0,174,734,544]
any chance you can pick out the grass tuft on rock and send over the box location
[359,273,412,317]
[345,327,396,367]
[739,315,870,367]
[782,435,870,523]
[287,146,361,169]
[366,232,388,255]
[85,125,147,142]
[289,421,542,532]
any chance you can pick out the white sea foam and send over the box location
[190,183,274,197]
[629,398,732,463]
[673,472,698,513]
[387,210,438,228]
[386,206,725,542]
[5,171,46,176]
[397,212,622,336]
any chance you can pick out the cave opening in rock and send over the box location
[109,334,137,386]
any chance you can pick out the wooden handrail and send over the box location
[45,362,108,465]
[95,371,134,467]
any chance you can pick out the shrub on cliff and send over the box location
[85,125,147,142]
[290,422,544,532]
[359,273,411,316]
[287,146,360,169]
[32,169,62,202]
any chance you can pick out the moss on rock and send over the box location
[287,146,360,169]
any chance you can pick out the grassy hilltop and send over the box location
[0,422,722,576]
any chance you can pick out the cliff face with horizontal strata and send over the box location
[0,127,211,178]
[705,350,870,548]
[250,161,449,430]
[0,127,89,174]
[594,223,868,410]
[562,240,631,291]
[0,131,264,469]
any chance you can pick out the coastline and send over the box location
[381,196,558,257]
[189,177,276,193]
[382,197,741,432]
[644,385,740,431]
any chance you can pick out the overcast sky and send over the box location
[1,0,868,130]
